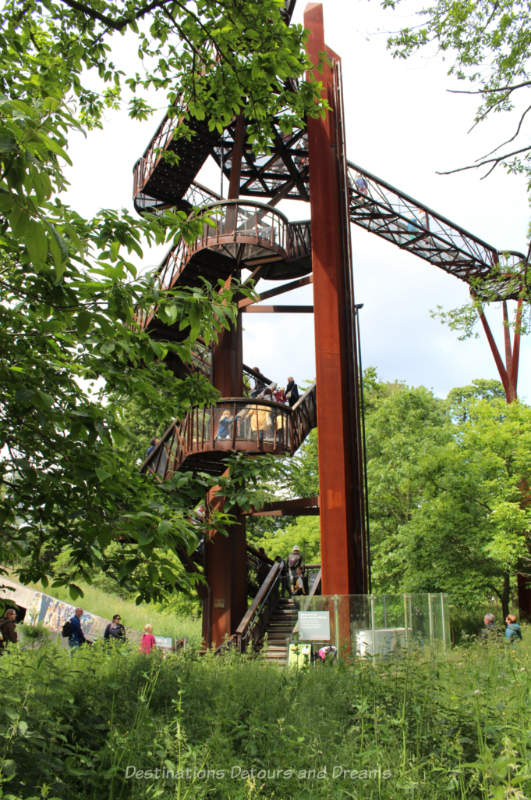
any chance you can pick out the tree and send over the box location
[271,370,530,616]
[254,516,321,564]
[400,396,531,617]
[383,0,531,185]
[382,0,531,358]
[364,381,452,594]
[0,0,323,598]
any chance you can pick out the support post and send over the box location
[203,489,247,649]
[304,2,367,597]
[203,116,247,649]
[475,295,529,619]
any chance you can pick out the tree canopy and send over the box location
[383,0,531,186]
[380,0,530,384]
[267,372,531,617]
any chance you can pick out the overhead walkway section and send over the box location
[346,162,526,299]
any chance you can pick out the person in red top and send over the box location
[140,624,156,654]
[273,387,286,404]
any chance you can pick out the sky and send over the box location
[63,0,530,402]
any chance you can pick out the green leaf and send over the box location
[26,220,48,265]
[76,310,92,335]
[157,519,174,536]
[135,529,155,545]
[0,133,16,153]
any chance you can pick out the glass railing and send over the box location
[286,593,450,665]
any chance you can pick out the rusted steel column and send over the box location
[203,488,247,649]
[203,115,247,648]
[474,295,529,616]
[305,2,367,596]
[228,114,245,201]
[212,114,245,396]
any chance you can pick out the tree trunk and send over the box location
[501,572,511,620]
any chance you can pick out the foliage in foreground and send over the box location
[0,0,324,598]
[0,637,529,799]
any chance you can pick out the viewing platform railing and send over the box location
[135,200,311,330]
[141,385,317,478]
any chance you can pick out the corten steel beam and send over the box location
[202,483,247,649]
[474,296,523,403]
[204,120,247,649]
[305,3,368,597]
[238,275,313,308]
[472,293,530,619]
[244,496,320,517]
[241,305,313,313]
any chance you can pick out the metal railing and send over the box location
[347,161,527,296]
[290,384,317,452]
[135,201,311,330]
[134,181,222,216]
[233,559,285,652]
[141,386,317,477]
[142,398,292,478]
[133,108,183,202]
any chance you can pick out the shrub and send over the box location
[0,633,528,799]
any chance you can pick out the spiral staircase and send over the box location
[132,1,529,646]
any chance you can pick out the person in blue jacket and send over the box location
[68,608,88,649]
[505,614,522,643]
[216,410,240,439]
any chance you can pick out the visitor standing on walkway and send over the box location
[287,545,304,594]
[286,377,299,407]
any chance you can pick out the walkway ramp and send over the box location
[346,161,525,297]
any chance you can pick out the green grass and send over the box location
[0,632,528,799]
[18,576,202,645]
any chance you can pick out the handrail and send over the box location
[135,201,311,331]
[141,386,317,477]
[291,383,317,452]
[133,39,218,203]
[308,568,322,597]
[141,396,294,477]
[234,559,285,651]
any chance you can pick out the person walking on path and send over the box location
[480,612,501,641]
[505,614,522,643]
[140,624,156,654]
[0,608,18,653]
[68,608,88,649]
[104,614,126,643]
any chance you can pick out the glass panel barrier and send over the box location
[287,593,450,664]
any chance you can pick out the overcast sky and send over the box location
[63,0,530,402]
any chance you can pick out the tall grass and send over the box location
[0,632,528,799]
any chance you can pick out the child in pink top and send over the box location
[140,624,156,654]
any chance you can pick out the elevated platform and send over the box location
[346,162,525,298]
[136,201,311,331]
[142,386,317,478]
[133,99,526,300]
